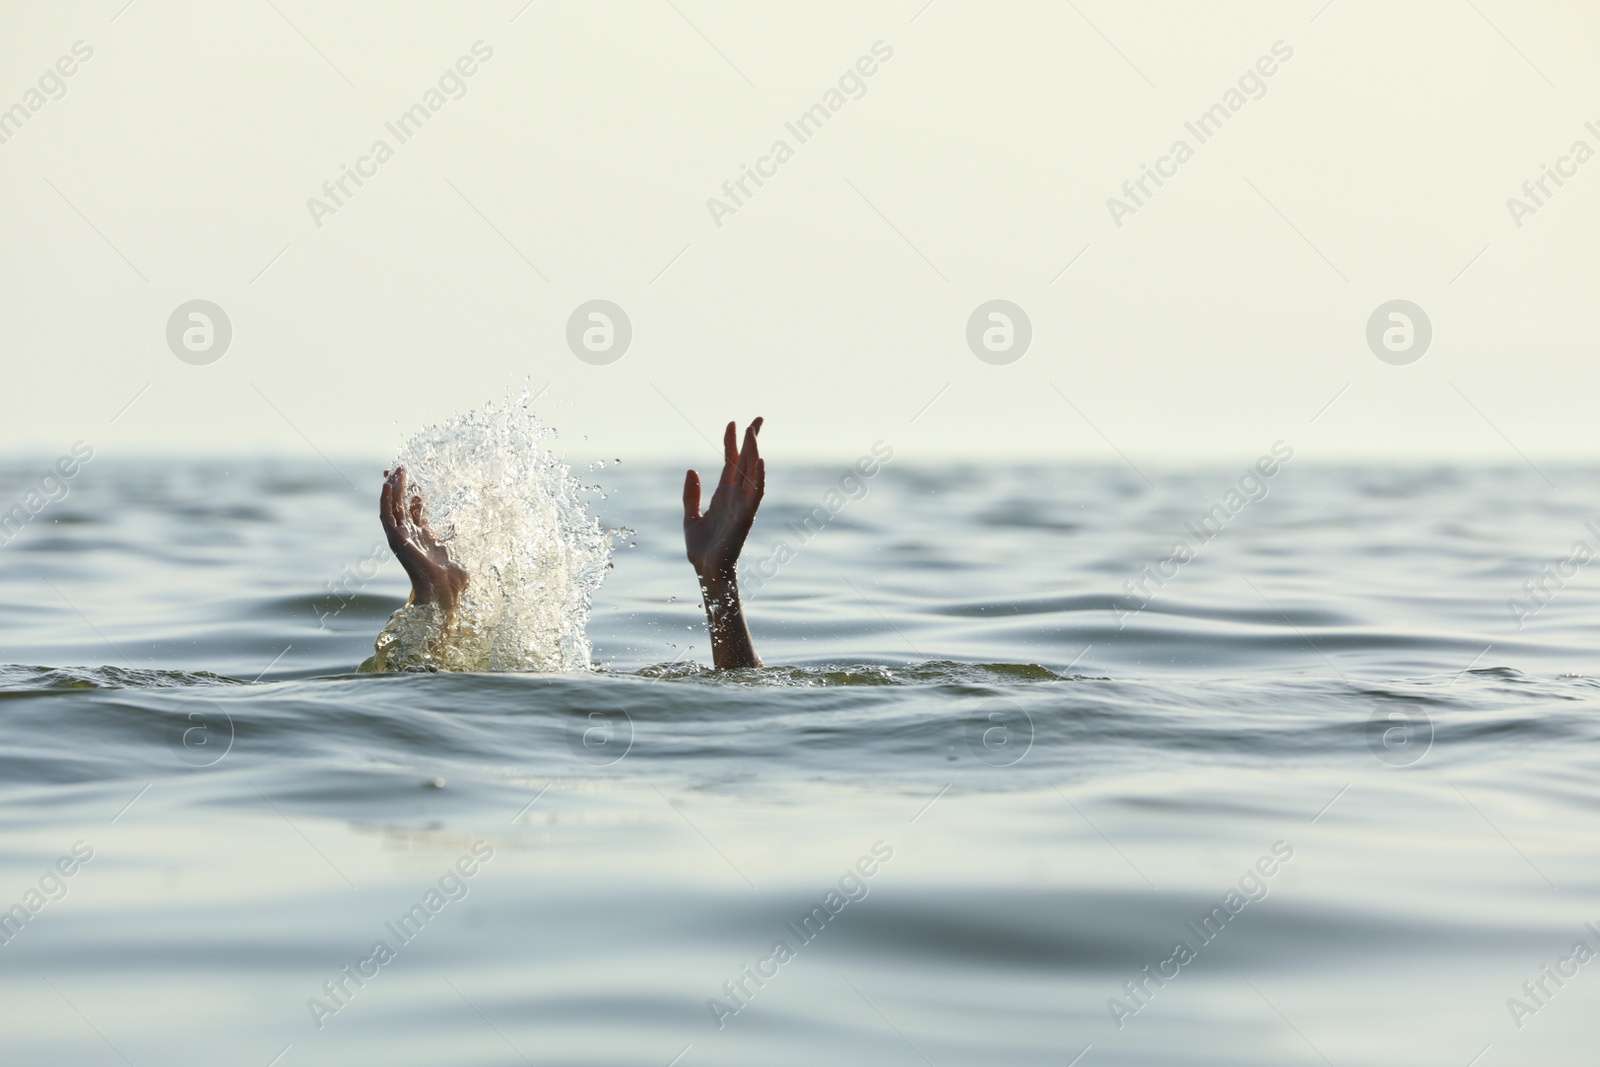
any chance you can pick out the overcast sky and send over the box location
[2,0,1596,470]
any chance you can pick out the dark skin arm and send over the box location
[683,418,764,669]
[380,466,469,620]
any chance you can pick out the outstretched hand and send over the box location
[683,418,764,578]
[682,418,764,669]
[380,466,469,616]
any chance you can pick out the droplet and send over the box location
[377,395,611,672]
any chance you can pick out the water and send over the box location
[0,455,1596,1065]
[370,397,612,673]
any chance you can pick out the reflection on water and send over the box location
[0,460,1596,1064]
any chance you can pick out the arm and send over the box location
[683,418,765,669]
[380,466,469,619]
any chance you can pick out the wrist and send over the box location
[695,564,740,592]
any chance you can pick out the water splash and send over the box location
[368,395,612,672]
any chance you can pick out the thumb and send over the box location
[683,469,701,522]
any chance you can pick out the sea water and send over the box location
[0,454,1595,1065]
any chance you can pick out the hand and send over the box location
[683,418,764,578]
[380,466,469,616]
[683,418,764,668]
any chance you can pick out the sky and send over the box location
[1,0,1597,471]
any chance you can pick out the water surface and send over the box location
[0,459,1594,1065]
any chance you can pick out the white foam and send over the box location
[369,394,612,672]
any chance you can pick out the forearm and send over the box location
[696,567,761,669]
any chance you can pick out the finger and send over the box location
[731,457,764,539]
[380,475,395,533]
[734,418,764,490]
[717,422,740,494]
[401,468,423,528]
[411,493,446,552]
[391,467,409,519]
[732,432,753,490]
[740,419,761,473]
[683,469,701,522]
[381,470,405,535]
[745,457,764,513]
